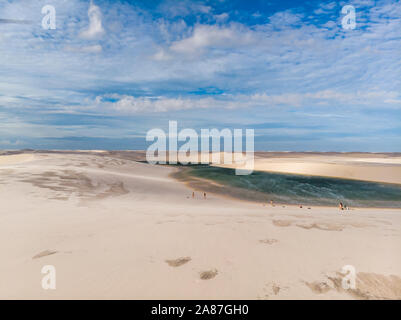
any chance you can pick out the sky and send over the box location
[0,0,400,151]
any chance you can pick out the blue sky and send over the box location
[0,0,400,151]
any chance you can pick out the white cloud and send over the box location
[0,0,400,117]
[214,12,229,22]
[64,44,102,53]
[175,24,252,51]
[314,1,337,14]
[0,0,400,151]
[95,94,212,113]
[268,10,304,26]
[156,23,255,58]
[158,0,211,18]
[93,89,401,114]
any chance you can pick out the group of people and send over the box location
[191,192,348,209]
[269,199,349,211]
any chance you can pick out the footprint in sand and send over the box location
[165,257,191,267]
[259,282,285,299]
[199,269,218,280]
[32,250,58,259]
[272,219,292,227]
[272,284,281,295]
[259,239,278,245]
[305,281,332,294]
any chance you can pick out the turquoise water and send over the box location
[185,165,401,207]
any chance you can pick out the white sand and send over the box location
[216,153,401,184]
[0,152,400,299]
[0,153,35,166]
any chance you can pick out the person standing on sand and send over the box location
[339,202,344,210]
[204,192,207,199]
[192,191,195,199]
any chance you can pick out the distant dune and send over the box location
[3,150,401,185]
[217,152,401,185]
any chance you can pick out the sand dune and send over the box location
[217,153,401,184]
[0,152,400,299]
[0,153,35,165]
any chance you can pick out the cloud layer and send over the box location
[0,0,400,150]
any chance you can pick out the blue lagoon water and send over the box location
[179,165,401,208]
